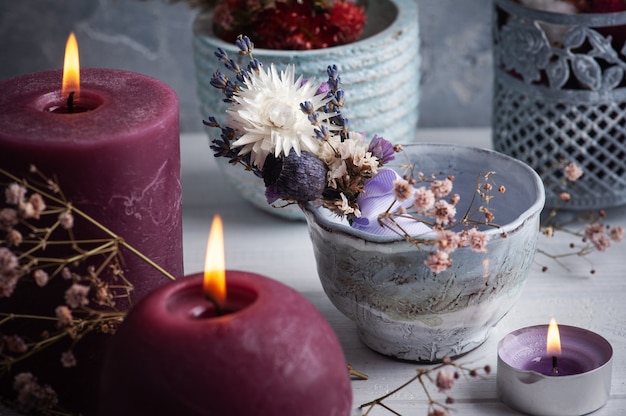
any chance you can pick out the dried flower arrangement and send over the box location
[536,161,624,274]
[173,0,367,50]
[205,35,503,274]
[0,166,174,414]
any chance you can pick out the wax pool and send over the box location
[99,271,353,416]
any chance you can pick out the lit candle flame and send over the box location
[547,318,562,356]
[204,215,226,306]
[62,32,80,99]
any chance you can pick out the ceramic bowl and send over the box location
[302,143,546,362]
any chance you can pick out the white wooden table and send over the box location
[181,128,626,416]
[2,128,622,415]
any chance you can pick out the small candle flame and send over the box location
[204,215,226,305]
[547,318,562,356]
[62,32,80,99]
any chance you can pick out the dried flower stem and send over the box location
[0,167,176,281]
[359,358,491,416]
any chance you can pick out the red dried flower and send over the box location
[213,0,366,50]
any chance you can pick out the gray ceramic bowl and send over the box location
[302,143,546,362]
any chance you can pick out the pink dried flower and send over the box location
[429,410,448,416]
[431,200,457,226]
[64,283,90,308]
[61,267,73,280]
[436,230,461,254]
[0,247,19,297]
[0,274,18,297]
[33,269,49,287]
[563,162,583,182]
[29,193,46,218]
[95,286,114,306]
[413,186,436,214]
[5,183,26,205]
[610,226,624,242]
[13,372,59,413]
[0,207,18,231]
[436,369,455,392]
[430,178,453,198]
[55,305,74,327]
[18,201,35,219]
[559,192,571,202]
[3,335,28,354]
[6,229,23,247]
[461,228,490,252]
[584,223,611,252]
[58,211,74,229]
[19,193,46,219]
[393,179,413,201]
[61,350,77,368]
[425,251,452,273]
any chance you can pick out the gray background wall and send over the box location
[0,0,493,133]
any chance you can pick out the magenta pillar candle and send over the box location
[0,68,183,414]
[99,271,353,416]
[0,68,183,299]
[497,324,613,416]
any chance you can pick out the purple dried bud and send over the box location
[263,150,328,204]
[327,64,339,80]
[214,48,228,62]
[368,135,395,165]
[236,35,253,55]
[316,82,331,96]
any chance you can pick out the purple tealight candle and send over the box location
[497,319,613,416]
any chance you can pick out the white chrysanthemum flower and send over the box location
[228,64,333,168]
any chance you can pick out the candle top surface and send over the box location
[0,69,178,145]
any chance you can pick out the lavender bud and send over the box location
[236,35,253,55]
[300,101,315,114]
[210,71,228,90]
[327,64,339,80]
[214,48,228,62]
[248,58,262,73]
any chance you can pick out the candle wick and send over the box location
[552,356,558,375]
[67,91,75,114]
[206,294,223,317]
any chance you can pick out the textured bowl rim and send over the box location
[302,143,546,243]
[193,0,415,56]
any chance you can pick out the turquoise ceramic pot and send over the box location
[193,0,420,220]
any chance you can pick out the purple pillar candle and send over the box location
[0,68,183,414]
[0,68,183,299]
[497,324,613,416]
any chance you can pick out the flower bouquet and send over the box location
[192,0,421,218]
[204,36,546,360]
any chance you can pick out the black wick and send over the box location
[552,356,559,375]
[67,91,75,114]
